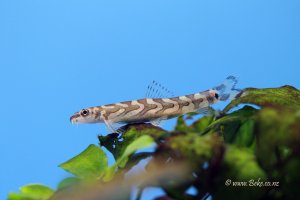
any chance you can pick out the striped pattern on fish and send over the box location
[70,76,242,132]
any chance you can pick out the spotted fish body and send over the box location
[70,76,242,132]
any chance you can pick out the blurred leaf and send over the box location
[255,107,300,199]
[103,135,154,182]
[234,119,255,147]
[282,158,300,199]
[50,162,187,200]
[224,86,300,112]
[190,116,215,133]
[8,184,53,200]
[59,144,108,179]
[255,107,300,170]
[57,177,80,190]
[153,133,224,199]
[223,146,267,180]
[214,146,267,200]
[164,133,224,167]
[175,115,192,132]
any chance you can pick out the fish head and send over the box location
[70,108,99,124]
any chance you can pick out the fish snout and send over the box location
[70,113,80,124]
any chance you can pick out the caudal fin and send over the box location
[213,76,243,101]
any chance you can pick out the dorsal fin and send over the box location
[145,80,175,98]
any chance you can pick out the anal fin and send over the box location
[149,117,167,127]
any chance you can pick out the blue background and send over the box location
[0,0,299,199]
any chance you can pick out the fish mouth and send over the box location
[70,113,80,124]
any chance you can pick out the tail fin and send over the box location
[212,76,243,101]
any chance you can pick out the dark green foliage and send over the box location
[98,124,167,160]
[201,106,257,145]
[224,85,300,112]
[255,107,300,199]
[8,86,300,200]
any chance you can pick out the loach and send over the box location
[70,76,242,133]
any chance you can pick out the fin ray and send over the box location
[104,120,126,134]
[146,80,175,98]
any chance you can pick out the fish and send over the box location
[70,76,242,132]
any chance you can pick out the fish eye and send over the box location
[81,109,89,116]
[215,93,219,99]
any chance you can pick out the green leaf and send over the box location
[56,177,80,190]
[224,86,300,112]
[98,133,122,159]
[59,144,108,179]
[233,119,255,147]
[8,184,53,200]
[202,106,257,146]
[118,135,154,167]
[190,116,215,133]
[103,135,154,181]
[99,123,165,160]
